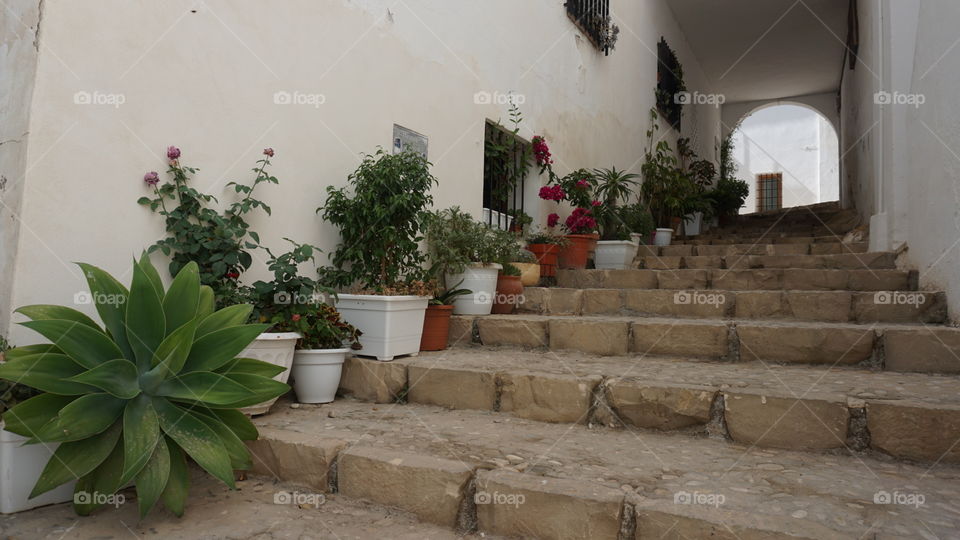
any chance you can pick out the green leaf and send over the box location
[0,353,97,395]
[15,305,101,331]
[30,420,122,498]
[127,260,166,371]
[72,441,126,516]
[215,357,286,379]
[161,438,190,517]
[2,344,62,360]
[135,435,170,518]
[209,408,258,441]
[192,409,252,470]
[211,374,290,409]
[1,394,78,438]
[31,394,125,443]
[67,359,139,399]
[18,320,124,370]
[153,398,235,488]
[181,324,268,373]
[156,372,259,406]
[77,263,134,361]
[197,286,215,319]
[122,394,160,482]
[162,262,200,334]
[138,252,165,298]
[196,304,253,338]
[147,318,198,378]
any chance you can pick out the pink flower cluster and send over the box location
[547,213,560,228]
[532,136,553,167]
[576,179,590,189]
[565,207,597,234]
[539,185,566,202]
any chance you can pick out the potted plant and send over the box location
[420,285,472,352]
[507,209,533,234]
[539,169,600,269]
[593,167,641,270]
[279,305,362,404]
[525,229,566,280]
[492,263,524,314]
[319,149,436,362]
[511,249,541,287]
[0,258,288,518]
[640,110,687,246]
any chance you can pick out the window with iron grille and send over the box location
[756,173,783,212]
[565,0,618,55]
[483,121,529,230]
[656,38,684,130]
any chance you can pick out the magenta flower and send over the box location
[591,200,602,207]
[539,185,566,202]
[576,179,590,189]
[144,171,160,186]
[166,146,181,160]
[263,148,275,157]
[547,213,560,228]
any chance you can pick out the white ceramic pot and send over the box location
[239,332,300,416]
[292,349,349,404]
[630,233,643,245]
[653,228,674,246]
[445,263,502,316]
[684,212,703,236]
[594,240,639,270]
[335,295,430,362]
[1,426,76,514]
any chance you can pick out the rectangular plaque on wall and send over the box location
[393,124,428,158]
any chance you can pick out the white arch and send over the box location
[721,92,839,137]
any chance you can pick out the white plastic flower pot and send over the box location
[335,295,430,362]
[654,228,674,246]
[291,349,349,404]
[594,240,639,270]
[445,263,502,316]
[630,233,643,245]
[684,212,703,236]
[239,332,300,416]
[1,426,76,514]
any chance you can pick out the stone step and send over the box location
[637,252,893,270]
[557,268,917,291]
[447,314,960,373]
[648,242,869,257]
[680,235,863,245]
[249,396,960,539]
[520,288,947,324]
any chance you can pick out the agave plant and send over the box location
[0,255,288,518]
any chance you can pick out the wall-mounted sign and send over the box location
[393,124,428,158]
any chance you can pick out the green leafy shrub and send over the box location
[277,304,361,350]
[0,336,40,416]
[0,255,288,518]
[707,177,750,218]
[424,207,524,279]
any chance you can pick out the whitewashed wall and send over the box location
[2,0,720,341]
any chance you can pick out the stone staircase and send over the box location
[248,203,960,539]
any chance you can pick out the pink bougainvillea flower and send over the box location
[143,171,160,186]
[291,314,302,322]
[225,271,240,280]
[547,213,560,228]
[532,136,553,167]
[576,179,590,189]
[166,146,181,160]
[539,185,566,202]
[263,148,275,157]
[591,200,602,207]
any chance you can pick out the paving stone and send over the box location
[846,270,911,291]
[338,355,407,403]
[550,318,629,356]
[711,269,783,290]
[642,256,684,270]
[683,255,724,269]
[867,400,960,463]
[605,269,659,289]
[475,470,624,540]
[632,320,728,358]
[448,315,476,347]
[884,328,960,373]
[557,269,606,289]
[852,291,947,324]
[734,292,785,319]
[499,372,601,423]
[750,254,824,269]
[724,393,849,450]
[782,269,849,290]
[827,252,897,269]
[606,381,716,430]
[477,316,548,348]
[657,269,709,290]
[247,428,346,491]
[339,447,473,527]
[517,287,548,313]
[624,289,732,318]
[636,244,660,258]
[545,288,583,314]
[737,324,874,365]
[782,291,853,322]
[633,501,842,540]
[580,289,623,314]
[769,243,811,256]
[407,365,497,410]
[660,245,694,257]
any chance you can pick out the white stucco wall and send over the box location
[3,0,720,341]
[731,105,839,213]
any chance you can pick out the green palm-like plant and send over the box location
[0,254,288,518]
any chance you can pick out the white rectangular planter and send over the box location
[1,427,76,514]
[594,240,639,270]
[335,295,429,362]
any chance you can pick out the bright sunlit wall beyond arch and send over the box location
[731,104,840,214]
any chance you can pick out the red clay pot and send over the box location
[491,274,524,315]
[419,304,454,351]
[558,234,594,269]
[526,243,560,277]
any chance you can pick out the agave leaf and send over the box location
[122,394,160,482]
[197,286,215,319]
[138,252,165,299]
[2,344,62,360]
[18,321,124,370]
[126,260,166,371]
[30,394,125,443]
[0,353,98,395]
[67,359,139,399]
[196,305,253,338]
[153,398,235,489]
[156,372,260,406]
[1,394,78,438]
[15,305,101,331]
[208,408,259,441]
[135,435,170,518]
[147,319,198,380]
[162,262,200,335]
[215,357,286,379]
[77,263,134,361]
[160,439,189,517]
[207,374,290,409]
[30,420,122,498]
[192,409,252,470]
[181,324,268,373]
[72,441,126,516]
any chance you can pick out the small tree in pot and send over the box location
[593,167,642,270]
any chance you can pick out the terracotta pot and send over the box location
[526,244,560,277]
[491,274,524,315]
[512,262,541,287]
[419,304,453,351]
[558,234,595,269]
